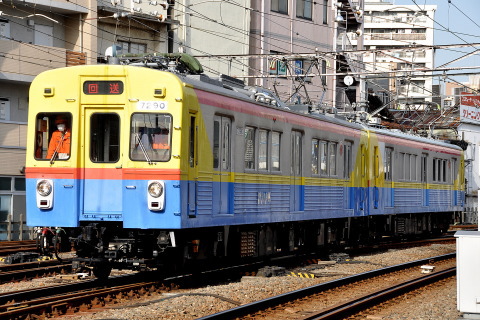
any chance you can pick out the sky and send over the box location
[392,0,480,82]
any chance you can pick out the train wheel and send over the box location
[93,264,112,280]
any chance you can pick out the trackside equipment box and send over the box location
[456,231,480,317]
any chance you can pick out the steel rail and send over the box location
[303,267,456,320]
[197,253,455,320]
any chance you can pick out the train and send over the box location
[25,54,464,278]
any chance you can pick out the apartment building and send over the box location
[360,0,436,109]
[176,0,363,109]
[0,0,170,240]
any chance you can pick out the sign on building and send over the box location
[460,92,480,124]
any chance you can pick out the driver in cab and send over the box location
[46,115,71,160]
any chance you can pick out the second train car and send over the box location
[26,55,464,277]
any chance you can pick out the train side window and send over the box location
[320,141,327,175]
[291,131,302,176]
[130,113,172,162]
[442,159,447,182]
[90,113,119,163]
[271,131,281,171]
[421,153,427,183]
[213,116,231,170]
[244,127,255,170]
[384,147,393,181]
[344,141,353,179]
[312,139,319,174]
[259,129,268,170]
[451,158,457,183]
[34,113,72,161]
[411,154,417,181]
[329,142,337,176]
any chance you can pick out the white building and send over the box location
[360,0,436,108]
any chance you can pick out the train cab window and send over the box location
[90,113,120,163]
[130,113,172,162]
[34,113,72,162]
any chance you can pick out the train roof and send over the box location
[176,71,463,152]
[37,59,463,153]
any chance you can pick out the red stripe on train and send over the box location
[25,167,182,180]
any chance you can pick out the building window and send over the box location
[323,0,328,24]
[118,41,147,54]
[321,60,327,85]
[272,0,288,14]
[0,177,10,191]
[296,0,312,19]
[0,98,10,121]
[269,51,287,76]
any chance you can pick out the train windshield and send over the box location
[130,113,172,162]
[34,112,72,162]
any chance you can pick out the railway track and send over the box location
[0,273,175,319]
[0,240,38,256]
[0,238,456,319]
[198,253,456,320]
[0,259,73,284]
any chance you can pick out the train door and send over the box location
[213,116,231,214]
[357,143,368,214]
[188,113,198,217]
[421,153,428,206]
[290,131,304,212]
[81,108,123,221]
[343,141,353,209]
[373,146,380,209]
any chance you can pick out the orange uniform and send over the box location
[46,130,71,159]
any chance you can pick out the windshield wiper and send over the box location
[135,133,153,165]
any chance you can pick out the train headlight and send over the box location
[37,180,52,196]
[36,179,53,209]
[148,181,163,198]
[147,180,165,211]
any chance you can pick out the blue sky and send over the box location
[393,0,480,80]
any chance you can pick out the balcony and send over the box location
[0,39,86,80]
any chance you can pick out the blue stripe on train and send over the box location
[27,178,464,229]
